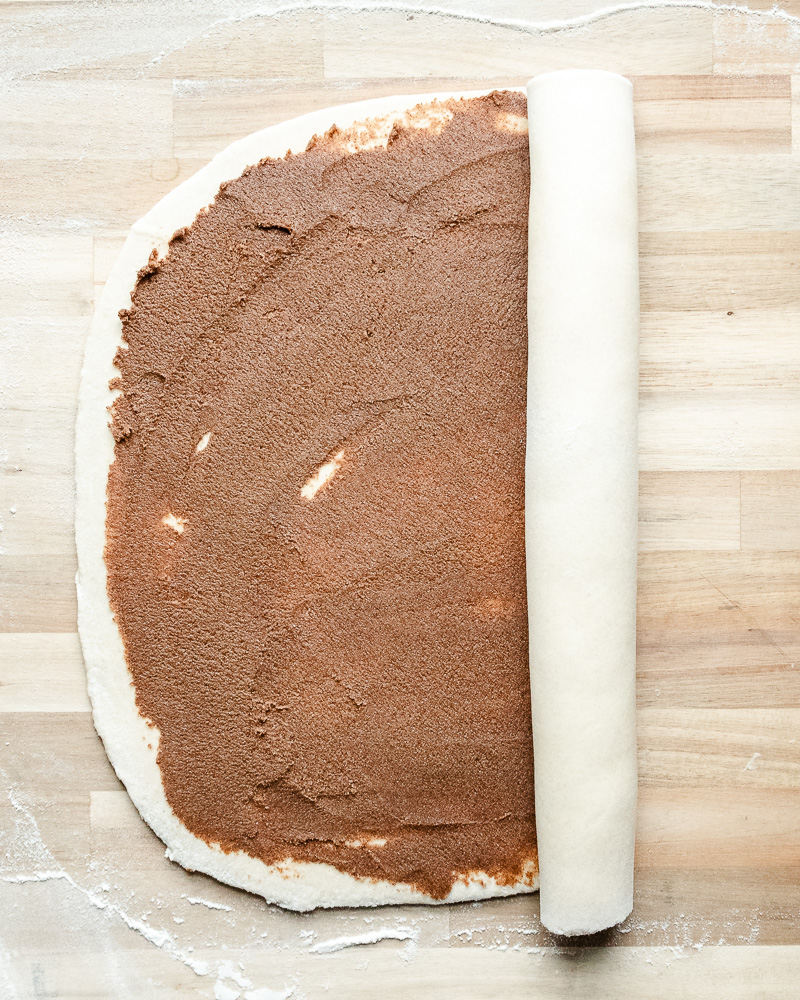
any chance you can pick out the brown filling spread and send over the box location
[106,90,536,900]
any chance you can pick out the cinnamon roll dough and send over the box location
[77,90,538,909]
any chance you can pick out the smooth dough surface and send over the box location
[525,70,639,936]
[75,88,540,910]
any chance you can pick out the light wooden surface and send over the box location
[2,2,800,998]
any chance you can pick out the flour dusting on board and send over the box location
[0,673,776,985]
[1,1,799,89]
[1,756,769,992]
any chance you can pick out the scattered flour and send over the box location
[215,983,241,1000]
[742,752,761,771]
[310,927,418,954]
[185,894,234,912]
[216,960,252,989]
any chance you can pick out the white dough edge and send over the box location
[75,87,539,910]
[525,70,639,936]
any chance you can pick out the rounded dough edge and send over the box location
[74,88,538,910]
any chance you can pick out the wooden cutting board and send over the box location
[2,3,799,997]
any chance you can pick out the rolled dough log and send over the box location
[525,70,639,936]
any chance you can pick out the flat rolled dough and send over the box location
[76,89,537,911]
[525,70,639,936]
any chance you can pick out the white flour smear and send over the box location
[310,926,418,953]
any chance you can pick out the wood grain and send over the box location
[2,2,800,998]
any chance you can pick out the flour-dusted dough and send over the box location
[75,89,540,910]
[525,70,639,936]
